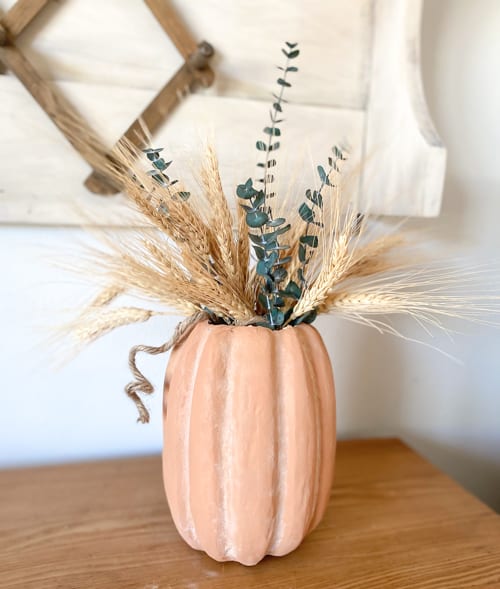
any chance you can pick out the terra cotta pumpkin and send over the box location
[162,320,336,566]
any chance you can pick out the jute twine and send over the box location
[125,312,206,423]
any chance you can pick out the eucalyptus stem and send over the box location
[297,146,348,289]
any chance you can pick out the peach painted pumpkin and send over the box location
[162,320,336,566]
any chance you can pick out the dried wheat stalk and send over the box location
[58,123,498,348]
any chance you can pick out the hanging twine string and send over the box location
[125,312,206,423]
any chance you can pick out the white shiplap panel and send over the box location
[0,0,446,222]
[0,75,364,225]
[7,0,372,109]
[359,0,446,216]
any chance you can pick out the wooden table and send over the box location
[1,438,499,588]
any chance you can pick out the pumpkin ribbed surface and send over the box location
[162,321,336,566]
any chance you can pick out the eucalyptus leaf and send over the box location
[287,49,300,59]
[317,165,331,185]
[267,251,279,265]
[298,243,306,262]
[300,235,319,247]
[273,267,288,282]
[274,296,285,307]
[246,210,269,228]
[264,224,291,241]
[254,246,266,260]
[249,233,266,245]
[236,183,254,199]
[253,192,265,209]
[277,78,291,87]
[152,158,169,170]
[256,141,267,151]
[285,41,298,48]
[282,280,302,300]
[271,308,285,326]
[293,309,318,326]
[258,293,270,310]
[332,145,346,159]
[256,259,270,276]
[151,173,166,186]
[143,147,163,161]
[299,202,314,223]
[305,189,323,208]
[266,217,286,227]
[263,127,281,136]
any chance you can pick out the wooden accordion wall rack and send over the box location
[0,0,215,195]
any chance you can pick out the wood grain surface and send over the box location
[0,0,50,38]
[145,0,197,59]
[1,438,499,588]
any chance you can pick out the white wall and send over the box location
[1,0,499,510]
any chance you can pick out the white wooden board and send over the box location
[0,76,364,224]
[0,0,445,224]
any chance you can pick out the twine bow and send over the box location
[125,312,206,423]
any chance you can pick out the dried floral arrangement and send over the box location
[63,42,498,421]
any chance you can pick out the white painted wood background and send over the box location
[0,0,445,225]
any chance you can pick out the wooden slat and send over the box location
[145,0,197,58]
[84,62,214,193]
[1,0,51,38]
[1,439,499,588]
[0,23,6,45]
[0,44,118,194]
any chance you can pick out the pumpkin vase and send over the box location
[162,321,336,566]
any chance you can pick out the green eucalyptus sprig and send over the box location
[237,46,350,329]
[256,42,300,210]
[297,145,348,288]
[237,177,293,328]
[143,147,190,202]
[236,41,300,329]
[236,42,301,330]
